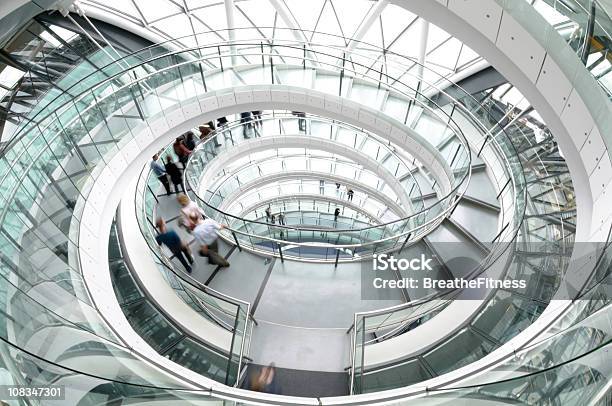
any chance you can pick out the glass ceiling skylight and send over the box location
[77,0,487,80]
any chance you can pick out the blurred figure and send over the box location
[173,136,191,167]
[240,111,253,138]
[184,131,197,151]
[347,189,354,201]
[250,363,280,394]
[150,154,170,195]
[155,218,193,273]
[217,116,228,127]
[334,207,340,224]
[291,111,306,132]
[191,214,230,267]
[217,116,231,143]
[278,212,285,225]
[198,124,213,141]
[165,156,184,194]
[265,206,271,222]
[251,110,263,130]
[177,194,203,231]
[270,214,276,224]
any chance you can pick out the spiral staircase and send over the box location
[0,0,610,405]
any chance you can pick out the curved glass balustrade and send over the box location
[209,152,406,194]
[348,105,578,393]
[183,110,470,261]
[350,218,603,394]
[244,207,380,231]
[529,0,612,96]
[206,153,408,218]
[3,26,587,404]
[190,112,425,217]
[0,248,608,404]
[233,189,398,225]
[108,218,250,386]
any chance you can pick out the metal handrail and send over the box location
[187,114,427,227]
[0,23,596,404]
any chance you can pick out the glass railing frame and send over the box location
[0,27,556,402]
[135,163,255,387]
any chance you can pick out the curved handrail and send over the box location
[135,163,255,315]
[0,21,592,406]
[185,113,444,232]
[1,33,524,247]
[0,28,540,402]
[1,27,466,154]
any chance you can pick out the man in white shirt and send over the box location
[191,214,230,267]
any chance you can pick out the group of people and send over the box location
[155,193,230,273]
[151,120,221,196]
[239,110,264,137]
[335,182,354,201]
[265,206,286,225]
[151,132,196,195]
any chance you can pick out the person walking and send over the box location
[217,116,232,142]
[278,212,285,225]
[240,111,253,138]
[265,206,271,222]
[217,116,228,127]
[334,207,340,224]
[165,156,184,194]
[199,124,213,141]
[173,137,191,167]
[292,111,306,132]
[347,189,354,201]
[191,214,230,267]
[249,363,281,394]
[177,194,204,231]
[155,218,194,273]
[184,131,197,151]
[251,110,263,129]
[151,154,170,195]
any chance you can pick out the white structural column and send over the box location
[224,0,238,65]
[416,18,429,92]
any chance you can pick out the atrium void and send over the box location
[0,0,610,405]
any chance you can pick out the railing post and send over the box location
[218,46,224,71]
[450,143,461,167]
[339,52,346,96]
[198,63,208,92]
[231,231,242,252]
[447,103,457,124]
[399,233,412,254]
[277,242,284,263]
[147,184,159,203]
[334,249,341,268]
[261,42,265,67]
[477,134,490,157]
